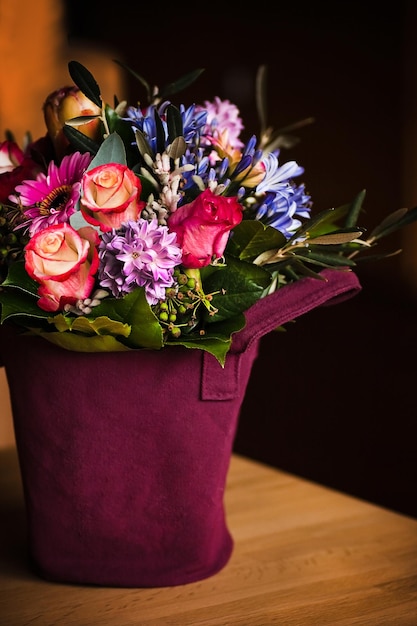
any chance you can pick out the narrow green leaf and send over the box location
[65,115,101,127]
[282,260,329,280]
[154,109,166,155]
[369,205,417,240]
[344,189,367,228]
[255,65,268,137]
[261,117,315,152]
[158,69,205,101]
[112,59,152,103]
[135,129,154,159]
[308,229,363,245]
[63,125,100,154]
[68,60,102,108]
[286,208,339,243]
[166,104,184,145]
[293,247,357,267]
[270,258,328,282]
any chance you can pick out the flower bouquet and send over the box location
[0,60,416,588]
[1,61,416,366]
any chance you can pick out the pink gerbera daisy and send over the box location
[12,151,93,235]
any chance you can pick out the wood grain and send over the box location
[1,447,416,625]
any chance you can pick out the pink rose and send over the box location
[80,163,145,232]
[0,141,41,204]
[25,223,99,312]
[167,188,243,268]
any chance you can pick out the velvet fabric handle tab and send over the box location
[201,268,362,401]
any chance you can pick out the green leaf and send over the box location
[49,314,131,338]
[63,125,100,155]
[369,205,417,240]
[287,208,342,242]
[165,336,231,367]
[1,260,38,295]
[0,308,51,334]
[344,189,367,228]
[202,257,271,321]
[0,263,54,324]
[137,172,159,200]
[154,109,167,155]
[202,311,247,341]
[293,191,366,241]
[65,115,100,127]
[165,312,247,367]
[88,132,127,169]
[0,294,43,322]
[104,106,138,163]
[112,59,152,103]
[307,229,363,245]
[30,329,133,353]
[276,260,328,281]
[227,221,286,261]
[166,104,184,145]
[292,247,357,268]
[91,289,163,349]
[167,136,186,160]
[68,60,102,108]
[134,129,154,160]
[158,69,205,101]
[255,65,268,138]
[261,118,315,152]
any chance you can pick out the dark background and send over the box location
[64,1,417,517]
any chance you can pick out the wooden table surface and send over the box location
[1,445,416,626]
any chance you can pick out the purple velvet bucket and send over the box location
[0,269,361,587]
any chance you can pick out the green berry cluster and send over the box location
[153,269,218,341]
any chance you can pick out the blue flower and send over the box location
[124,103,207,155]
[253,182,312,237]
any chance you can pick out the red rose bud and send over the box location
[167,188,243,268]
[43,86,102,160]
